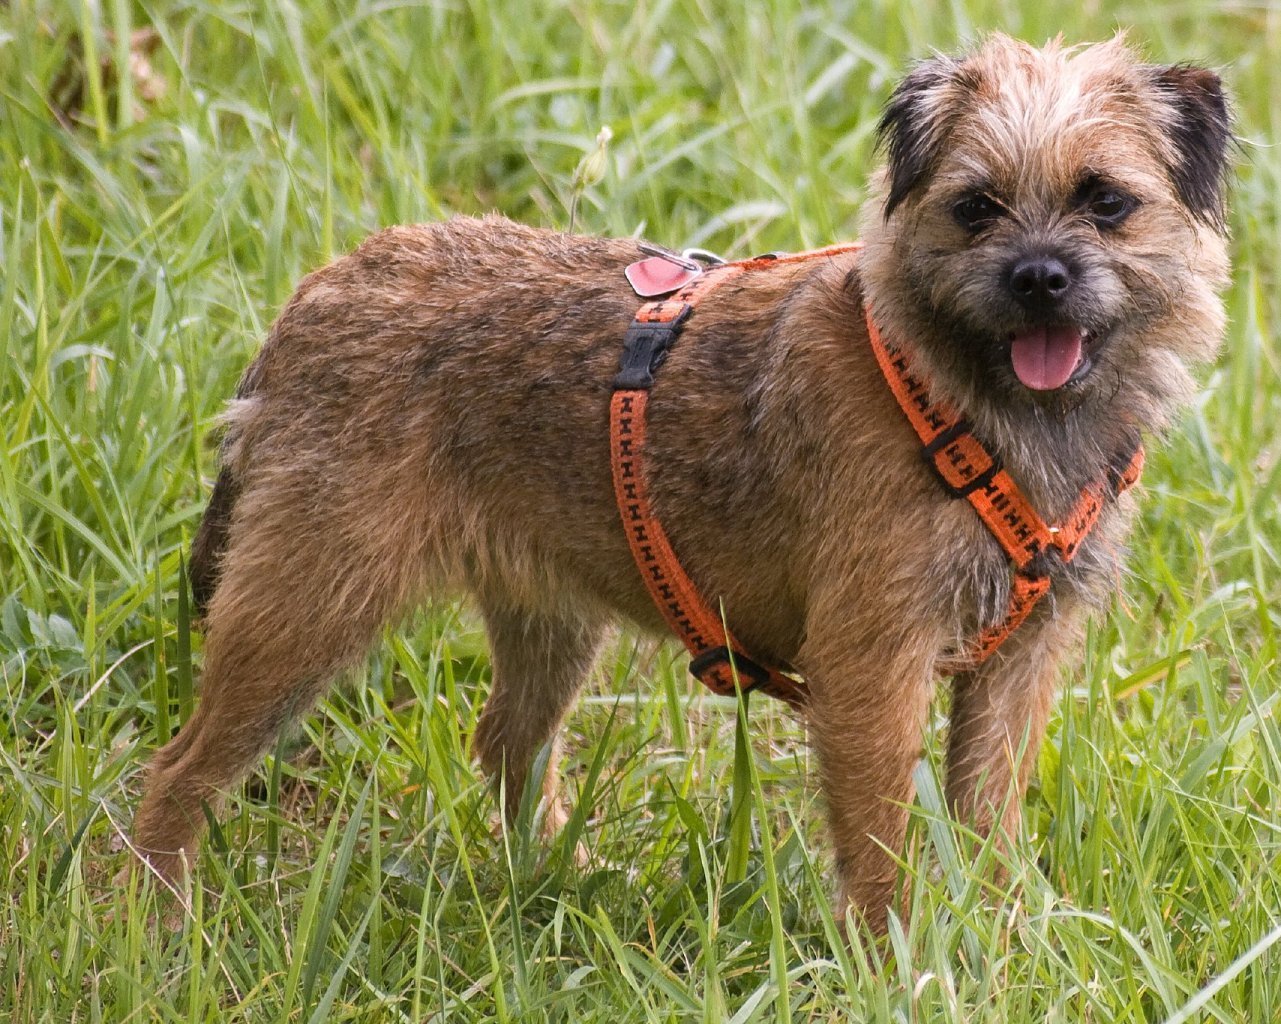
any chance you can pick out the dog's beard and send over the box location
[904,280,1142,418]
[896,245,1176,413]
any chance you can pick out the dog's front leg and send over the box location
[802,615,941,934]
[945,605,1087,852]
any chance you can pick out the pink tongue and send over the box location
[1010,325,1084,391]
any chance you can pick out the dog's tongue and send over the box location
[1010,325,1084,391]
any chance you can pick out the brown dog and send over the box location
[128,35,1230,931]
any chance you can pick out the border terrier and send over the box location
[128,35,1230,931]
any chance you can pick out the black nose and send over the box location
[1008,256,1072,309]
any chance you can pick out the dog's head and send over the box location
[861,35,1231,418]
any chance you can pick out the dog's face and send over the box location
[865,35,1231,407]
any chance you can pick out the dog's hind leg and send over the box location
[472,594,607,835]
[129,481,427,887]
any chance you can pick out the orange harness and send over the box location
[610,243,1144,706]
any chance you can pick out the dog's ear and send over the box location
[877,57,968,218]
[1152,64,1232,227]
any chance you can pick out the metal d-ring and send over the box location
[681,247,727,266]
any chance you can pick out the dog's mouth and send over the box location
[1006,324,1101,391]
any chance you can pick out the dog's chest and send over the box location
[925,493,1129,660]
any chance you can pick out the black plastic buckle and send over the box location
[688,644,771,690]
[613,306,693,390]
[921,420,1002,499]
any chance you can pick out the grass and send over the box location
[1,0,1279,1020]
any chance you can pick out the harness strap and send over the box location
[610,388,802,705]
[610,244,859,707]
[609,240,1143,705]
[864,307,1144,662]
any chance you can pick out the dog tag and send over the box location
[625,255,702,298]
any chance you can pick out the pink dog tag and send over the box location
[625,256,702,298]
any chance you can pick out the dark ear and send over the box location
[876,57,964,218]
[1153,64,1232,227]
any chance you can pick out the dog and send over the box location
[127,34,1230,932]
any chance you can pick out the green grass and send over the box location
[2,1,1279,1020]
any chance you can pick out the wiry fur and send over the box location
[128,35,1231,933]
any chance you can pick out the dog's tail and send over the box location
[189,465,240,621]
[189,357,264,621]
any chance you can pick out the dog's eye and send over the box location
[953,194,1004,230]
[1086,189,1136,227]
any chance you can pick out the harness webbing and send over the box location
[609,242,1142,705]
[611,245,858,707]
[863,311,1144,662]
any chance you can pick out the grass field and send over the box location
[2,1,1280,1020]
